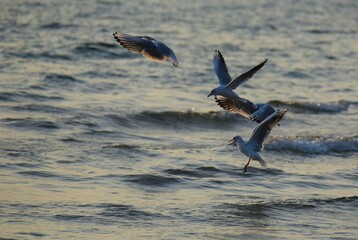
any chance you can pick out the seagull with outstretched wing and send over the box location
[228,109,288,173]
[208,50,275,123]
[207,50,267,98]
[113,32,179,67]
[215,96,277,123]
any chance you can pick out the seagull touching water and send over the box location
[228,109,288,173]
[113,32,179,67]
[207,50,267,98]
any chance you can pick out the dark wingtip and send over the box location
[214,49,222,56]
[261,58,268,65]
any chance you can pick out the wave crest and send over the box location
[134,110,244,125]
[72,42,128,58]
[266,135,358,154]
[268,100,351,113]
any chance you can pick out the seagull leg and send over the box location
[243,158,251,173]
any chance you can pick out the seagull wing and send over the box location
[250,104,276,123]
[113,32,166,62]
[152,41,179,66]
[247,109,287,151]
[226,58,268,90]
[213,50,232,86]
[215,96,258,121]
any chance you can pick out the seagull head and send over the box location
[228,135,244,146]
[207,88,218,98]
[208,86,238,98]
[169,50,179,67]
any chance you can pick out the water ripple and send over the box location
[123,174,183,187]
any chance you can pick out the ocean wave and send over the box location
[60,137,84,143]
[18,170,89,182]
[2,118,60,131]
[133,110,245,127]
[283,71,313,79]
[123,174,182,187]
[164,165,286,182]
[52,203,167,224]
[305,29,357,34]
[8,51,72,60]
[268,100,351,113]
[41,74,84,90]
[17,232,46,237]
[43,73,84,84]
[72,42,128,58]
[54,214,95,222]
[265,135,358,154]
[219,196,358,212]
[164,168,215,178]
[10,104,67,114]
[121,101,353,130]
[102,110,247,130]
[103,144,139,149]
[105,103,353,130]
[310,196,358,205]
[40,22,77,29]
[18,170,59,178]
[0,91,63,102]
[97,203,164,219]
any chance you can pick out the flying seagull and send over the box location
[207,50,267,98]
[215,95,277,123]
[113,32,179,67]
[228,109,288,173]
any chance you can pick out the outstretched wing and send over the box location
[215,96,258,121]
[247,109,288,151]
[250,104,276,123]
[113,32,166,62]
[226,58,268,90]
[213,50,232,86]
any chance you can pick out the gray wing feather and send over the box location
[215,96,258,121]
[213,50,232,86]
[226,58,268,90]
[113,32,166,62]
[247,109,288,151]
[250,104,276,123]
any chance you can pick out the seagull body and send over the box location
[113,32,179,67]
[229,109,288,173]
[207,50,267,98]
[215,96,276,123]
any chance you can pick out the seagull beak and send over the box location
[228,138,236,145]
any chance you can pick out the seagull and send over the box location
[113,32,179,67]
[228,109,288,173]
[207,50,267,98]
[215,95,277,123]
